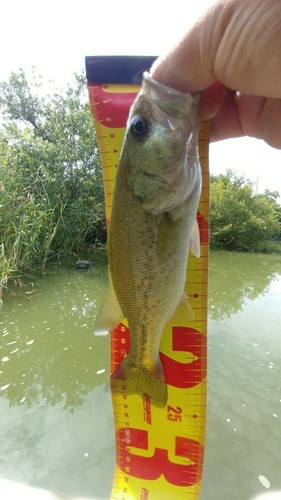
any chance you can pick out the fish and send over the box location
[94,72,201,408]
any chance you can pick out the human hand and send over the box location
[151,0,281,149]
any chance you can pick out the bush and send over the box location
[0,69,106,287]
[210,171,281,251]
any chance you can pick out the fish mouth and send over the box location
[143,172,162,181]
[143,72,201,118]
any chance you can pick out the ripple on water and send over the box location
[258,475,271,489]
[0,384,10,391]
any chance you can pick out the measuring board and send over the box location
[86,56,210,500]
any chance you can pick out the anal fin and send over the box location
[111,353,167,408]
[168,293,194,326]
[94,278,124,336]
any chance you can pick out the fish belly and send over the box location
[109,174,198,407]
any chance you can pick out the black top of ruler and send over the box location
[85,55,158,85]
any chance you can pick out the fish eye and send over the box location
[130,115,149,139]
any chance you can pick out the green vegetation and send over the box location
[210,171,281,252]
[0,69,106,289]
[1,70,280,290]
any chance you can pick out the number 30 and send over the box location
[117,427,203,487]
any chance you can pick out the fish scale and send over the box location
[86,55,209,500]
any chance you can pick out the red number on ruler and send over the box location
[197,211,209,244]
[167,405,182,422]
[117,428,203,486]
[160,327,206,388]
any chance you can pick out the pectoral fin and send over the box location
[190,219,200,258]
[94,278,124,336]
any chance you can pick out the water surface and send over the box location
[0,251,280,499]
[201,252,281,500]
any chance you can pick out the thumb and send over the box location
[150,0,281,98]
[150,1,226,93]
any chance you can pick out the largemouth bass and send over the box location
[95,72,201,408]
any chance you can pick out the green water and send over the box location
[0,251,280,499]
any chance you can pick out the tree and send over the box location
[0,69,106,287]
[261,190,281,240]
[210,170,281,251]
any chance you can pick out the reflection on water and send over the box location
[0,250,281,499]
[0,386,114,499]
[202,252,281,500]
[0,251,109,409]
[208,251,281,320]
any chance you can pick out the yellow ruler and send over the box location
[86,56,209,500]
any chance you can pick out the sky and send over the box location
[1,0,280,198]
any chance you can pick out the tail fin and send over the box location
[111,354,167,408]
